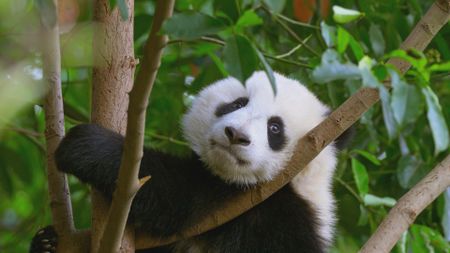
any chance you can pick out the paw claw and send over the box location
[29,225,58,253]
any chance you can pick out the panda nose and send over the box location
[225,126,251,146]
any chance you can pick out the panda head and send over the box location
[182,71,330,185]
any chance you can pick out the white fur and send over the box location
[182,71,337,243]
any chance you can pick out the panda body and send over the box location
[54,72,339,253]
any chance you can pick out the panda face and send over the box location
[182,71,330,185]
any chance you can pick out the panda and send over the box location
[30,71,350,253]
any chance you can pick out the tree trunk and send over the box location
[91,0,135,252]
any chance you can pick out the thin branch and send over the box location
[167,36,225,46]
[5,125,43,137]
[260,4,320,56]
[146,132,189,147]
[169,36,313,69]
[263,53,313,69]
[360,154,450,253]
[274,12,320,30]
[273,35,311,59]
[5,126,46,153]
[40,0,75,244]
[97,0,175,252]
[255,4,319,29]
[335,177,363,204]
[135,0,450,249]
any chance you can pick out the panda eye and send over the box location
[269,123,281,134]
[267,116,286,151]
[215,97,249,117]
[232,101,244,109]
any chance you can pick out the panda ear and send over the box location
[325,110,355,150]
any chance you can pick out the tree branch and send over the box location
[360,155,450,253]
[90,0,136,252]
[386,0,450,73]
[40,0,75,246]
[97,0,175,252]
[135,0,450,249]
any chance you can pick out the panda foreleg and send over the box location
[55,124,125,198]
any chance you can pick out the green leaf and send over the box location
[358,56,380,88]
[429,61,450,72]
[421,86,449,154]
[223,35,258,84]
[312,49,360,83]
[109,0,129,20]
[373,64,388,81]
[320,22,336,48]
[117,0,129,20]
[235,10,263,31]
[333,5,364,24]
[337,26,350,54]
[379,85,398,139]
[386,49,427,72]
[369,24,385,56]
[351,158,369,197]
[363,194,396,207]
[214,0,239,21]
[353,149,381,165]
[348,35,364,61]
[263,0,286,13]
[35,0,57,29]
[162,12,227,40]
[409,225,450,252]
[396,232,408,253]
[442,189,450,241]
[389,69,423,126]
[254,47,277,95]
[357,205,368,226]
[396,155,425,189]
[358,59,399,137]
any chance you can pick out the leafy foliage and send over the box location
[0,0,449,252]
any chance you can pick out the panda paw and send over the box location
[29,225,58,253]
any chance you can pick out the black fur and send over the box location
[267,116,286,151]
[38,124,325,253]
[29,226,57,253]
[215,97,249,117]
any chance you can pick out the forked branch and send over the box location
[96,0,175,252]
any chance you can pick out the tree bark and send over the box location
[97,0,174,252]
[135,0,450,249]
[40,0,76,250]
[90,0,135,252]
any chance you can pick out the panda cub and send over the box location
[31,71,346,253]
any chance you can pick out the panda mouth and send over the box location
[210,140,249,165]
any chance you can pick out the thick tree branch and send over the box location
[135,0,450,249]
[97,0,175,252]
[90,0,136,252]
[40,0,75,246]
[360,155,450,253]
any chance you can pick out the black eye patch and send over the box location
[268,116,286,151]
[215,97,249,117]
